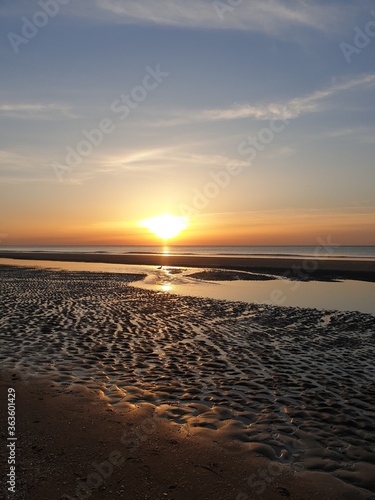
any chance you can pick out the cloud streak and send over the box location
[0,149,52,183]
[0,103,75,120]
[93,0,347,34]
[157,73,375,126]
[98,148,249,174]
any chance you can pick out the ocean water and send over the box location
[1,245,375,259]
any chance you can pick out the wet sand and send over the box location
[0,250,375,281]
[2,373,371,500]
[187,269,277,281]
[0,265,375,499]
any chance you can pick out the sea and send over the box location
[1,245,375,259]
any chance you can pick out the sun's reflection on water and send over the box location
[161,283,172,292]
[162,245,170,256]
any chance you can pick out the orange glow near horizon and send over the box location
[1,209,375,246]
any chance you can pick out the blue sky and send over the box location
[1,0,374,245]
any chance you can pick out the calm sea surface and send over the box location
[1,245,375,259]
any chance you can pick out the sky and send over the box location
[1,0,375,246]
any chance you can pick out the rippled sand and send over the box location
[1,265,375,495]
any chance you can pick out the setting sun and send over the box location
[140,214,188,241]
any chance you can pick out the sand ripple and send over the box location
[1,265,375,494]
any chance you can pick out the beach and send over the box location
[0,261,375,499]
[3,0,375,497]
[0,250,374,281]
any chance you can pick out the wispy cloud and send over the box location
[97,148,249,174]
[326,125,375,143]
[158,73,375,126]
[0,103,76,120]
[93,0,348,35]
[0,149,52,183]
[266,146,296,159]
[326,128,356,138]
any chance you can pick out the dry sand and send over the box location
[0,264,375,499]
